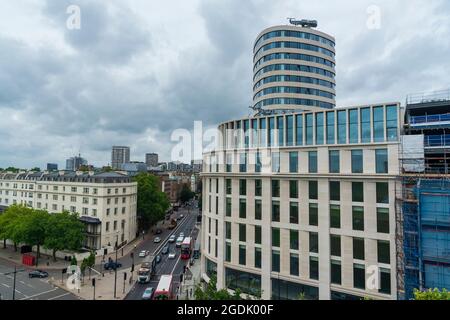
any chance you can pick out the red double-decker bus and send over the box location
[181,237,193,260]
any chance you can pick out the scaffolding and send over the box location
[396,138,450,299]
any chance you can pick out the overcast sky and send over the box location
[0,0,449,169]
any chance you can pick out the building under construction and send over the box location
[396,89,450,299]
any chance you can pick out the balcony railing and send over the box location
[410,113,450,125]
[407,89,450,105]
[424,134,450,147]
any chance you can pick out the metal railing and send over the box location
[424,134,450,147]
[407,89,450,105]
[410,113,450,124]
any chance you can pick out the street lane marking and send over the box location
[20,287,58,300]
[2,283,10,288]
[48,292,71,300]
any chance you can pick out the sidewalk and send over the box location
[178,226,202,300]
[0,245,70,270]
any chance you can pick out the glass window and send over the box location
[255,225,262,244]
[352,206,364,231]
[272,201,280,222]
[309,232,318,253]
[376,182,389,204]
[277,116,284,146]
[239,245,246,265]
[379,268,391,294]
[310,257,319,280]
[225,242,231,262]
[353,238,365,260]
[296,114,303,146]
[255,248,262,269]
[286,115,294,146]
[360,107,371,143]
[240,153,247,172]
[239,179,247,196]
[268,117,275,147]
[352,182,364,202]
[330,260,342,285]
[290,180,298,198]
[290,230,299,250]
[225,268,261,297]
[255,152,262,173]
[244,120,250,148]
[329,150,340,173]
[272,228,280,247]
[260,118,267,147]
[272,152,280,173]
[306,114,314,145]
[330,204,340,229]
[337,110,347,144]
[316,113,324,145]
[375,149,388,173]
[330,235,341,257]
[373,106,385,142]
[239,199,246,219]
[308,151,317,173]
[353,264,365,289]
[226,154,232,172]
[239,224,246,242]
[225,222,231,240]
[289,152,298,173]
[255,199,262,220]
[351,150,363,173]
[309,181,318,199]
[272,180,280,198]
[236,121,242,148]
[377,208,390,233]
[329,181,340,201]
[386,105,398,141]
[349,109,359,143]
[251,119,258,147]
[326,111,335,144]
[226,198,232,217]
[309,203,318,226]
[290,202,299,224]
[290,254,299,276]
[255,179,262,197]
[226,179,232,194]
[378,240,390,264]
[272,250,280,272]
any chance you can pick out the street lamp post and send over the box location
[114,235,118,299]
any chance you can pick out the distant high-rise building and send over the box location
[65,155,87,171]
[146,153,159,167]
[111,146,130,170]
[47,163,58,171]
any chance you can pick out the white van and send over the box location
[176,236,184,248]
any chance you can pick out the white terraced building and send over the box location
[0,171,138,252]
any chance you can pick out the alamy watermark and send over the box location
[66,5,81,30]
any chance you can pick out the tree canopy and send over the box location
[179,183,195,204]
[194,275,243,300]
[413,288,450,300]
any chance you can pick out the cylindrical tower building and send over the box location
[253,22,336,112]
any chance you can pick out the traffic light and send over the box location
[92,278,96,287]
[131,264,134,273]
[124,272,127,281]
[180,274,183,282]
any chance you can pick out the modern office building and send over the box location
[146,153,159,168]
[47,163,58,171]
[200,20,404,300]
[0,171,138,251]
[112,146,130,170]
[66,155,88,171]
[396,89,450,299]
[252,21,336,113]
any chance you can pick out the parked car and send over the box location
[104,261,122,270]
[168,235,176,243]
[153,237,161,243]
[161,245,169,255]
[155,255,162,264]
[142,287,154,300]
[29,270,49,278]
[179,214,184,219]
[168,251,176,259]
[139,250,149,258]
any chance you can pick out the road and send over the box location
[0,258,80,301]
[125,203,200,300]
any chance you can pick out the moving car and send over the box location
[29,270,49,278]
[155,229,162,235]
[179,214,184,219]
[168,251,176,259]
[155,255,162,264]
[153,237,161,243]
[142,287,154,300]
[139,250,150,258]
[168,235,176,243]
[176,236,184,248]
[104,261,122,270]
[179,232,184,238]
[161,245,169,255]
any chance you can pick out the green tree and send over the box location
[134,173,170,231]
[0,205,33,251]
[5,167,20,173]
[179,184,194,204]
[70,256,78,266]
[16,209,50,265]
[413,288,450,300]
[194,275,244,300]
[44,211,85,261]
[30,167,40,172]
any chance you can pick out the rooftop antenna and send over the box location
[287,18,318,28]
